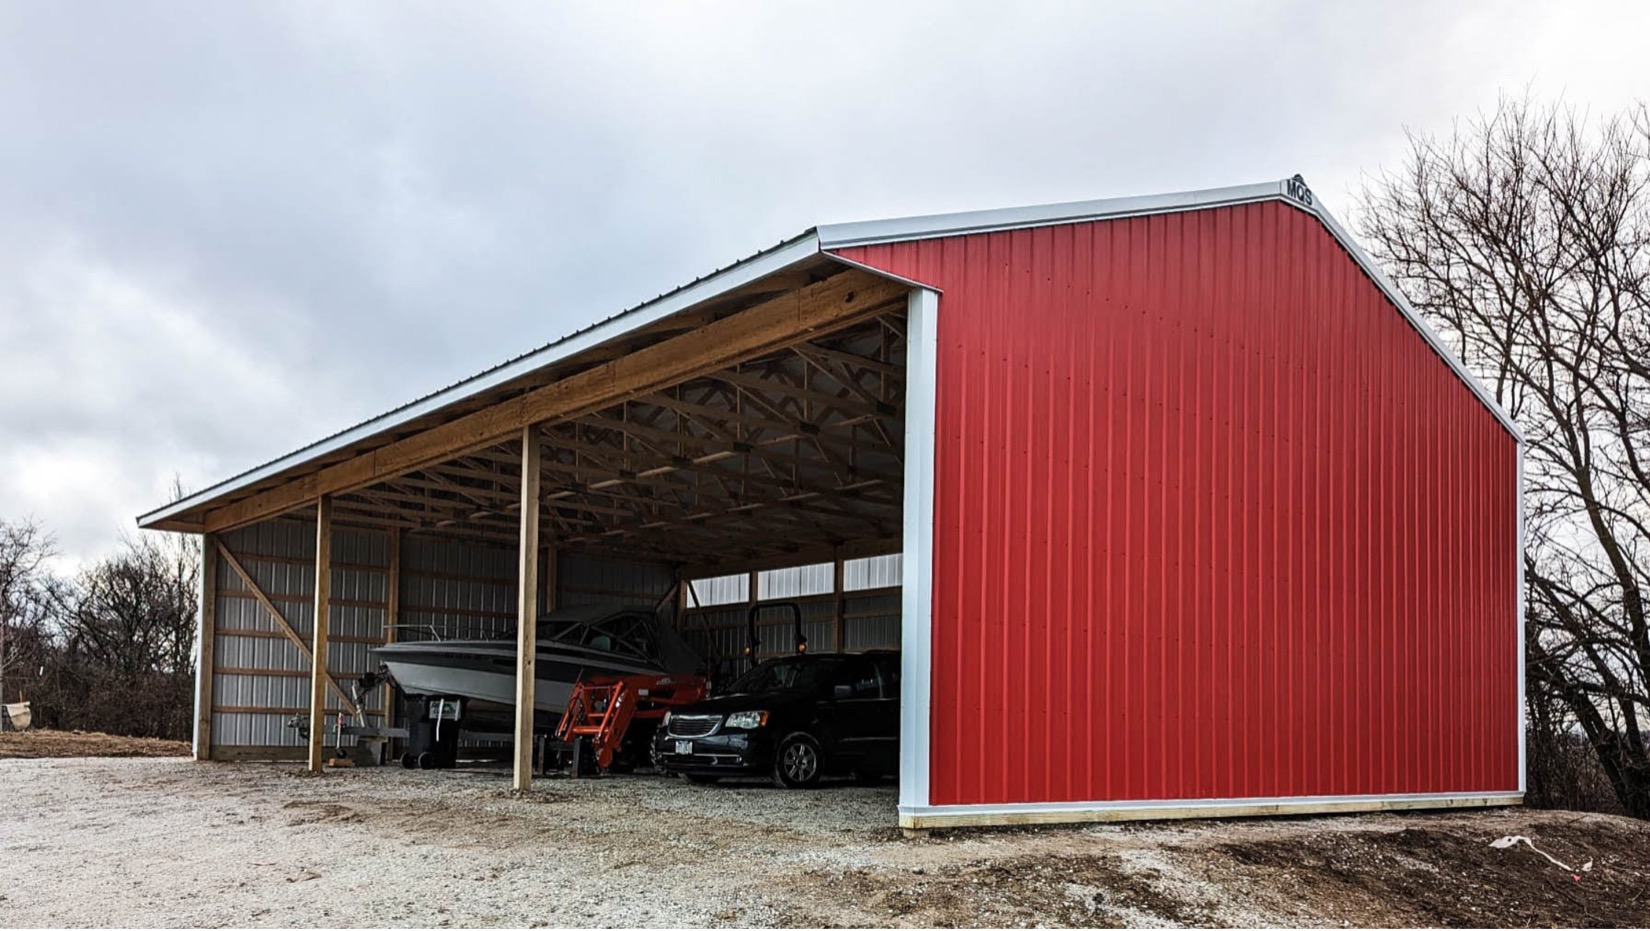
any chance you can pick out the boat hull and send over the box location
[373,640,665,717]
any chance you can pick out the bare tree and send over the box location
[49,533,199,738]
[1358,97,1650,817]
[0,517,58,707]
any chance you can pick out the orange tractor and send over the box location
[553,673,708,775]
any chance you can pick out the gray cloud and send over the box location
[2,0,1646,567]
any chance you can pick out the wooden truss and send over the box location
[329,311,908,566]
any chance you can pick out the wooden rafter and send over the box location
[193,270,907,533]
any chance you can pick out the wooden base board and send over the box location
[899,794,1524,830]
[208,745,308,763]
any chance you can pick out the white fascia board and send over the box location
[139,234,824,528]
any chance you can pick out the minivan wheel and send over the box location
[773,733,823,789]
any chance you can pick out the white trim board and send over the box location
[900,791,1525,830]
[897,287,940,813]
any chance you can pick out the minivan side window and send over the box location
[839,657,881,698]
[875,655,900,696]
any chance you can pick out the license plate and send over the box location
[675,740,693,755]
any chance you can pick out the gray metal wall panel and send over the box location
[212,518,391,747]
[556,553,674,609]
[757,563,834,600]
[844,553,902,591]
[216,634,306,673]
[213,712,301,748]
[688,573,748,607]
[397,536,515,644]
[404,536,515,577]
[844,591,901,650]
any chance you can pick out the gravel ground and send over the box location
[2,757,1647,927]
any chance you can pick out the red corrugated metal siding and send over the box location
[834,200,1520,806]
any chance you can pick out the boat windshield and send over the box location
[536,607,662,663]
[722,656,845,696]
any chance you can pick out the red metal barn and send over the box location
[142,176,1520,831]
[818,179,1523,828]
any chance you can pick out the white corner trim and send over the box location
[898,287,940,814]
[1516,441,1528,793]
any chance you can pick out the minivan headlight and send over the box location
[723,710,768,730]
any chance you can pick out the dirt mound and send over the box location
[1214,819,1650,928]
[821,855,1219,927]
[0,728,189,759]
[785,813,1650,927]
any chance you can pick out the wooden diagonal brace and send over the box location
[214,540,361,716]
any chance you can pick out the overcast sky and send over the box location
[3,1,1647,570]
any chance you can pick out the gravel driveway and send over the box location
[2,757,1646,927]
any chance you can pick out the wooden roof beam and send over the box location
[198,271,908,533]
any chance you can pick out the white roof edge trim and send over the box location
[817,176,1522,443]
[139,233,825,527]
[1303,192,1524,443]
[815,180,1288,249]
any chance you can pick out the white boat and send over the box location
[371,604,700,728]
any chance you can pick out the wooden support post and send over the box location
[194,533,218,761]
[747,568,760,661]
[383,530,401,731]
[675,576,689,640]
[833,556,846,653]
[513,425,542,791]
[307,497,333,773]
[541,543,557,614]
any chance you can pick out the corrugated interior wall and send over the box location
[211,520,389,751]
[681,555,902,680]
[209,519,674,753]
[836,199,1521,807]
[556,552,675,610]
[396,537,516,645]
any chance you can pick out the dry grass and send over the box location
[0,728,189,759]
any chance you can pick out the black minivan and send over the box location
[653,651,899,788]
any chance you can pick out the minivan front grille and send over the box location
[667,714,722,738]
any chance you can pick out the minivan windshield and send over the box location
[722,656,844,696]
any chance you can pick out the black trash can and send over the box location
[401,696,462,769]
